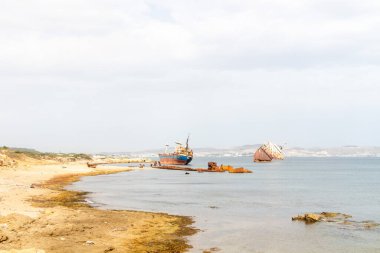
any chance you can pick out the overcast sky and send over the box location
[1,0,380,152]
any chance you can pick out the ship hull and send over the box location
[159,154,192,165]
[253,147,273,162]
[253,142,284,162]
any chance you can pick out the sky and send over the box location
[1,0,380,153]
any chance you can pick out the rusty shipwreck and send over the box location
[254,142,284,162]
[158,136,193,165]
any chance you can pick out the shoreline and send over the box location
[0,161,197,252]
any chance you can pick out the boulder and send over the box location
[292,212,353,224]
[0,233,8,243]
[320,212,352,219]
[292,213,322,223]
[305,213,322,223]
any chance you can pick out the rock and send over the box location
[292,215,304,221]
[292,213,322,223]
[305,213,322,222]
[320,212,352,219]
[104,246,115,252]
[0,234,8,243]
[292,212,358,225]
[86,240,95,245]
[361,221,380,229]
[320,212,339,217]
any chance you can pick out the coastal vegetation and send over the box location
[0,147,92,167]
[0,146,92,161]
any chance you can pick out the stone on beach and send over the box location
[320,212,352,219]
[292,213,322,223]
[362,221,380,229]
[0,233,9,243]
[292,212,380,230]
[292,212,353,223]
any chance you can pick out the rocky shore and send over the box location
[292,212,380,229]
[0,151,196,253]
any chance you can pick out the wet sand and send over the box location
[0,162,196,253]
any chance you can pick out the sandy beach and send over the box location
[0,158,196,253]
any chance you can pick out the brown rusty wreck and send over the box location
[254,142,285,162]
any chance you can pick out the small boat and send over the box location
[159,136,193,165]
[254,142,284,162]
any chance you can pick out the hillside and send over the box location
[105,145,380,158]
[0,147,92,167]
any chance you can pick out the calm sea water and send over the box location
[69,157,380,252]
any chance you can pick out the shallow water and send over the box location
[69,157,380,252]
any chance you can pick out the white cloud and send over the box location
[0,0,379,152]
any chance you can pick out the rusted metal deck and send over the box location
[152,162,252,173]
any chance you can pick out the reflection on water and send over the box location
[69,157,380,252]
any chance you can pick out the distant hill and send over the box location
[104,145,380,158]
[8,147,40,153]
[286,146,380,157]
[0,146,92,164]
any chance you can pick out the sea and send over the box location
[68,157,380,253]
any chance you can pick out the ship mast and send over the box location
[186,135,190,150]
